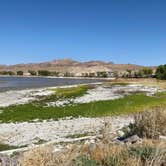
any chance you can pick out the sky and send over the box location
[0,0,166,66]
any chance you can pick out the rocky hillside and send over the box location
[0,58,155,75]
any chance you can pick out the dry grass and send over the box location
[105,78,166,89]
[18,140,166,166]
[131,107,166,139]
[18,109,166,166]
[18,145,80,166]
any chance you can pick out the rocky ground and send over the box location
[0,83,165,166]
[0,116,133,147]
[0,83,163,146]
[48,84,162,107]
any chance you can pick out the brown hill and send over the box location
[0,58,155,75]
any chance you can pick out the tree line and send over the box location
[0,65,165,80]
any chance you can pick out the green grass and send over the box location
[36,85,93,104]
[1,92,166,123]
[0,144,18,151]
[52,85,93,98]
[109,82,130,86]
[65,132,92,139]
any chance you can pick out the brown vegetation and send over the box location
[18,108,166,166]
[131,108,166,139]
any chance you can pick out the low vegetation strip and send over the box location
[0,92,166,123]
[0,144,18,152]
[36,85,93,104]
[51,85,93,98]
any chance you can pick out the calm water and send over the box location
[0,77,103,92]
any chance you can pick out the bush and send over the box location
[38,70,51,76]
[156,65,166,80]
[64,72,74,77]
[131,108,166,139]
[18,138,166,166]
[19,145,79,166]
[50,71,59,76]
[19,146,57,166]
[97,72,108,78]
[28,70,37,76]
[17,71,23,75]
[0,71,15,75]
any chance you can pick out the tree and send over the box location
[50,71,59,76]
[0,71,15,75]
[97,71,108,78]
[38,70,51,76]
[8,71,15,76]
[17,71,23,76]
[28,70,37,76]
[156,65,166,80]
[126,69,132,78]
[142,68,153,77]
[64,72,74,77]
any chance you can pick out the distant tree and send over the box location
[137,70,144,78]
[84,73,89,77]
[64,72,74,77]
[97,71,108,78]
[50,71,59,77]
[38,70,51,76]
[113,71,119,79]
[156,65,166,80]
[8,71,15,76]
[88,73,95,77]
[142,68,153,77]
[126,69,132,78]
[28,70,37,76]
[17,71,23,76]
[0,71,15,75]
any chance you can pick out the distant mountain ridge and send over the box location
[0,58,155,75]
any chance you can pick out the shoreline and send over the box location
[0,75,115,80]
[0,76,106,92]
[0,82,102,107]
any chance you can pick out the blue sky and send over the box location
[0,0,166,66]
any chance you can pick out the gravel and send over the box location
[0,116,133,146]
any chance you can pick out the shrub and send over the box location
[28,70,37,76]
[19,145,79,166]
[130,108,166,139]
[50,71,59,76]
[97,72,108,78]
[0,71,15,75]
[18,139,166,166]
[156,65,166,80]
[38,70,51,76]
[17,71,24,75]
[64,72,74,77]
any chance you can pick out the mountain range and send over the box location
[0,58,155,75]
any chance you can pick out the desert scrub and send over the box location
[130,107,166,139]
[76,140,166,166]
[18,140,166,166]
[1,93,166,122]
[19,145,80,166]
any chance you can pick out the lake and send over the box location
[0,76,103,92]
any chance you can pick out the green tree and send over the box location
[28,70,37,76]
[50,71,59,76]
[142,68,153,77]
[38,70,51,76]
[97,71,108,78]
[156,65,166,80]
[17,71,24,76]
